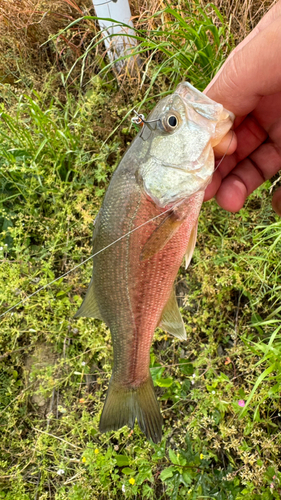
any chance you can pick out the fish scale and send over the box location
[124,194,202,383]
[75,82,235,442]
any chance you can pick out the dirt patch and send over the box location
[24,342,58,415]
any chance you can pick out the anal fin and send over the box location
[159,289,186,340]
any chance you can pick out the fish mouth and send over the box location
[175,82,214,104]
[175,81,235,124]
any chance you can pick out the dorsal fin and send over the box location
[74,279,103,320]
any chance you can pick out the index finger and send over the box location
[213,129,237,157]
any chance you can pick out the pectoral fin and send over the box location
[184,220,198,269]
[159,289,186,340]
[141,213,182,261]
[74,279,103,320]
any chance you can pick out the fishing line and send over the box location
[213,129,234,173]
[0,131,234,320]
[0,201,184,319]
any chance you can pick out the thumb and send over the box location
[206,17,281,116]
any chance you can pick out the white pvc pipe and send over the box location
[92,0,137,73]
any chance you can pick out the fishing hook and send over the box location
[131,110,160,140]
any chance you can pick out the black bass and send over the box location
[75,83,234,443]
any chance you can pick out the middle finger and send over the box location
[216,114,268,179]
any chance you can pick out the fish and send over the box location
[75,82,234,443]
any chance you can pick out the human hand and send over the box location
[204,0,281,215]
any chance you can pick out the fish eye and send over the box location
[168,115,177,127]
[161,110,181,133]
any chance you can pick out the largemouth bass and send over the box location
[75,83,234,443]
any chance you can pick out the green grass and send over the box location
[1,1,281,499]
[50,1,233,94]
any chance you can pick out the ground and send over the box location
[0,1,281,499]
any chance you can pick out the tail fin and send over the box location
[99,375,163,443]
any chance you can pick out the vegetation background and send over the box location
[0,0,280,498]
